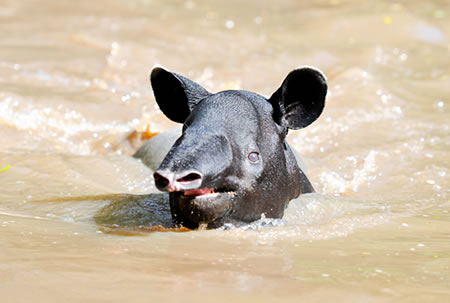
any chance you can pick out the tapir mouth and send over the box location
[183,188,215,197]
[182,188,235,198]
[173,187,236,228]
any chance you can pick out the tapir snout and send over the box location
[153,169,203,192]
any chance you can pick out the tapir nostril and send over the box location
[177,172,202,183]
[153,171,170,189]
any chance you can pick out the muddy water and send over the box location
[0,0,449,302]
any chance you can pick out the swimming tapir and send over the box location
[134,66,327,229]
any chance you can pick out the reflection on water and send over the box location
[0,0,449,302]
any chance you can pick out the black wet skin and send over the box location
[147,67,327,229]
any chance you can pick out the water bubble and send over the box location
[392,106,402,115]
[433,100,444,112]
[225,20,235,29]
[381,94,390,104]
[121,95,131,102]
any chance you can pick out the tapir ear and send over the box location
[150,67,211,123]
[269,67,327,130]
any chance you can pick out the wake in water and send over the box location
[24,190,409,240]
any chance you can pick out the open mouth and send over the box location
[170,187,236,229]
[182,188,235,199]
[183,188,215,197]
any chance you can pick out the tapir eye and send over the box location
[248,152,260,163]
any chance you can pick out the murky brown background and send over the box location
[0,0,449,302]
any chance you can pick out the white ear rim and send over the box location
[297,65,328,82]
[149,64,169,76]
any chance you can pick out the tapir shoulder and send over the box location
[133,126,183,171]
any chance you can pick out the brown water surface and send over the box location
[0,0,449,302]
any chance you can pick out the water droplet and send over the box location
[225,20,235,29]
[434,99,444,112]
[392,106,402,115]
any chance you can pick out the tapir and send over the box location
[134,66,327,229]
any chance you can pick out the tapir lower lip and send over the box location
[183,188,214,197]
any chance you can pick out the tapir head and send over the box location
[151,67,327,229]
